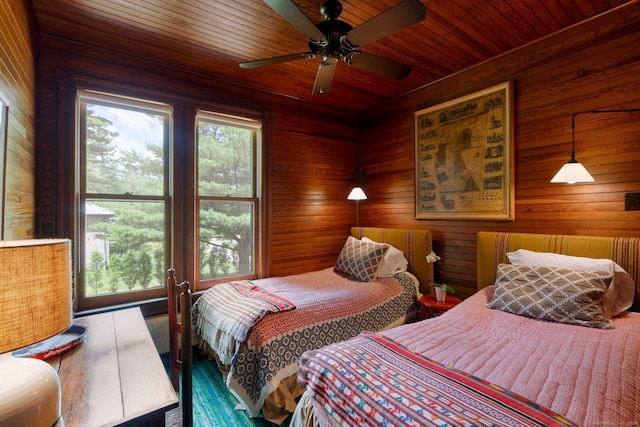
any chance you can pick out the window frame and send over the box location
[194,111,262,289]
[76,90,172,310]
[72,87,265,312]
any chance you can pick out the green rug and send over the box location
[162,350,284,426]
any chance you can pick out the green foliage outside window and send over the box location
[81,101,258,298]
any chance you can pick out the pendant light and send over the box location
[347,165,367,226]
[551,112,594,184]
[551,109,640,184]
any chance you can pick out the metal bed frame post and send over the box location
[167,268,193,427]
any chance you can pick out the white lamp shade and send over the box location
[347,186,367,200]
[550,160,595,184]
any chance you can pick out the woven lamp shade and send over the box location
[0,239,72,354]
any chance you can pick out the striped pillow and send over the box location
[487,263,613,329]
[335,236,389,282]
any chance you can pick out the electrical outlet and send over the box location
[625,193,640,211]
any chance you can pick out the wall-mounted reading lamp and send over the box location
[551,109,640,184]
[347,166,367,226]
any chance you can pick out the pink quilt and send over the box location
[299,287,640,426]
[194,267,419,418]
[299,332,576,426]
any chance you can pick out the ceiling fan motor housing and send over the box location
[310,19,353,61]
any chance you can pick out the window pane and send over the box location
[85,103,165,196]
[199,200,254,280]
[197,120,254,197]
[84,200,165,296]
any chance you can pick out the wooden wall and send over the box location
[35,37,358,284]
[357,3,640,298]
[0,0,37,239]
[24,0,640,299]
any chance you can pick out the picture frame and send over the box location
[414,81,514,220]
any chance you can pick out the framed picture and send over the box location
[414,81,514,220]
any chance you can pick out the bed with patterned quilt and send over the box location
[192,227,433,423]
[292,231,640,427]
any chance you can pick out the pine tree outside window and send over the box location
[76,90,262,310]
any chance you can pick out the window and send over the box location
[75,90,262,311]
[77,90,171,309]
[196,112,261,285]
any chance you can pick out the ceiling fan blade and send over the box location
[345,51,412,80]
[263,0,326,41]
[312,60,337,95]
[344,0,426,48]
[240,52,315,69]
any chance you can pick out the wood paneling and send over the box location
[23,0,640,300]
[357,2,640,298]
[0,0,37,239]
[35,35,357,284]
[28,0,633,113]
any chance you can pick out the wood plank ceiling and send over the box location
[29,0,634,113]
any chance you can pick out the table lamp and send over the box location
[0,239,72,427]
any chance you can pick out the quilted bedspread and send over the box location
[298,332,577,426]
[194,267,418,418]
[195,280,296,365]
[301,286,639,426]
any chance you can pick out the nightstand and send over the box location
[418,294,462,320]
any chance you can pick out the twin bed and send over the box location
[171,229,640,426]
[191,227,433,423]
[292,231,640,426]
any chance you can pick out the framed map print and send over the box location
[414,81,514,220]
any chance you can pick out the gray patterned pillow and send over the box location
[487,263,614,329]
[335,236,389,282]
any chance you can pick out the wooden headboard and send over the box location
[350,227,433,290]
[477,231,640,311]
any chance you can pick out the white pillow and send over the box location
[361,237,408,277]
[506,249,635,316]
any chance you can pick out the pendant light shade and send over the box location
[550,157,594,184]
[347,186,367,200]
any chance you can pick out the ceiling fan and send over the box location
[240,0,426,95]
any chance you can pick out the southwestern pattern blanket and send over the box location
[194,267,419,419]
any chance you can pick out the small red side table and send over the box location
[418,294,462,320]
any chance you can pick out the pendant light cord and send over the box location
[571,108,640,160]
